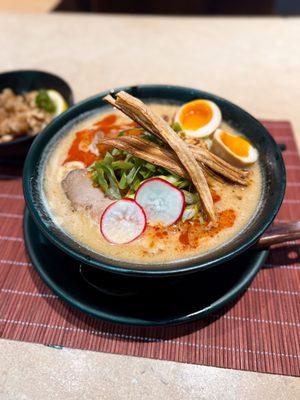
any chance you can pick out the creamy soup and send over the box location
[43,103,262,264]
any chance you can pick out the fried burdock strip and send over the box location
[103,91,216,222]
[100,135,249,186]
[99,136,217,186]
[100,137,188,178]
[189,144,249,180]
[122,136,248,186]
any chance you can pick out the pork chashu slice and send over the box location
[62,169,113,217]
[103,91,216,222]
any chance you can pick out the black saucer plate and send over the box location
[24,209,268,326]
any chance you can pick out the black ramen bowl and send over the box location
[23,85,286,277]
[0,69,74,159]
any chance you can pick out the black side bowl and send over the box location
[0,70,74,158]
[23,84,286,277]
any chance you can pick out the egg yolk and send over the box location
[220,131,250,157]
[179,100,213,130]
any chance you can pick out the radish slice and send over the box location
[135,178,185,226]
[100,199,146,244]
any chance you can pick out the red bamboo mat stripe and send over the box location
[0,120,299,376]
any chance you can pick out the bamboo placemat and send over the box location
[0,121,299,376]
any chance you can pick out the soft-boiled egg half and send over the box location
[175,99,222,138]
[211,129,258,168]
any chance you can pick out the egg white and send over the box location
[211,129,258,167]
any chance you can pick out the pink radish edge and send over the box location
[134,177,186,226]
[100,198,147,244]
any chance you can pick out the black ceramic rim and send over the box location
[0,69,74,147]
[23,208,269,326]
[23,84,286,277]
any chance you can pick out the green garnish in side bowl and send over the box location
[35,89,56,113]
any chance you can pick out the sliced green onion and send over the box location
[182,190,199,205]
[96,169,108,192]
[182,204,199,221]
[112,148,122,156]
[141,131,165,146]
[127,165,141,185]
[111,160,134,171]
[119,172,128,190]
[103,152,114,165]
[130,176,141,192]
[145,162,157,172]
[157,175,179,185]
[171,122,182,132]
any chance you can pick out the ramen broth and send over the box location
[43,104,262,264]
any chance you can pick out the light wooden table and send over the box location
[0,12,299,400]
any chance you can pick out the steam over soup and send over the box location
[43,93,262,264]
